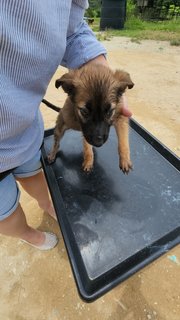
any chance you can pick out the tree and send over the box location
[86,0,101,17]
[134,0,180,19]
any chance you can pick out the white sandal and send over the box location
[21,232,58,250]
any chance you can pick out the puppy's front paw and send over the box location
[120,158,133,174]
[82,160,94,173]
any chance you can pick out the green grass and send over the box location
[92,17,180,45]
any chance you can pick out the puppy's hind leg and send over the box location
[82,138,94,172]
[48,112,67,163]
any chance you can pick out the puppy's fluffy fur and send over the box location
[48,64,134,173]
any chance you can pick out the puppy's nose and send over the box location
[93,135,104,147]
[96,135,104,144]
[97,135,103,141]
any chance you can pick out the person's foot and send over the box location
[21,230,58,250]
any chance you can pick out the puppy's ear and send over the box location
[114,70,134,94]
[55,72,76,96]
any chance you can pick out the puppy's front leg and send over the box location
[48,112,67,163]
[114,116,133,174]
[82,138,94,172]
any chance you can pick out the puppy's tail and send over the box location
[41,99,60,113]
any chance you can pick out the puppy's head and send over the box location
[55,64,134,147]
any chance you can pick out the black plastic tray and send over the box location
[41,119,180,302]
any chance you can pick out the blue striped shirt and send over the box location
[0,0,106,172]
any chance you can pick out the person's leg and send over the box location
[14,150,56,220]
[0,173,58,249]
[0,204,45,245]
[16,170,56,219]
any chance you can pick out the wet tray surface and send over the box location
[41,119,180,301]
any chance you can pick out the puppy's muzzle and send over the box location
[86,134,108,147]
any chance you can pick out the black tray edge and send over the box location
[41,147,92,299]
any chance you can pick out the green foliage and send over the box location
[168,4,180,18]
[86,0,180,20]
[126,0,136,17]
[133,0,180,20]
[86,0,101,18]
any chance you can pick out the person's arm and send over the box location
[61,1,132,117]
[61,20,107,69]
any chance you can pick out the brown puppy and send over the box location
[48,64,134,173]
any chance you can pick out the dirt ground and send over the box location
[0,37,179,320]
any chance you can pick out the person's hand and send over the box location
[121,95,132,118]
[85,55,132,118]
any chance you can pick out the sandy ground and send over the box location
[0,37,180,320]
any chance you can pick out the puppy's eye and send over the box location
[117,88,123,97]
[106,108,115,118]
[79,108,89,118]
